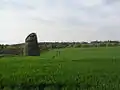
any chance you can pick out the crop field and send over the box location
[0,47,120,90]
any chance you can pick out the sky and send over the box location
[0,0,120,44]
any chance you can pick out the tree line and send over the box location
[39,40,120,49]
[0,40,120,55]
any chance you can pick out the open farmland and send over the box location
[0,47,120,90]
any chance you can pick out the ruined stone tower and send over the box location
[24,33,40,56]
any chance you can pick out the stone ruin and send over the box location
[24,33,40,56]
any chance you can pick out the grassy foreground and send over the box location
[0,47,120,90]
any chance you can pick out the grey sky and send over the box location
[0,0,120,44]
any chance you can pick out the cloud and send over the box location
[0,0,120,44]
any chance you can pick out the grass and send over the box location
[0,47,120,89]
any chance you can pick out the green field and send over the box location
[0,47,120,90]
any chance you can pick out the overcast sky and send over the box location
[0,0,120,44]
